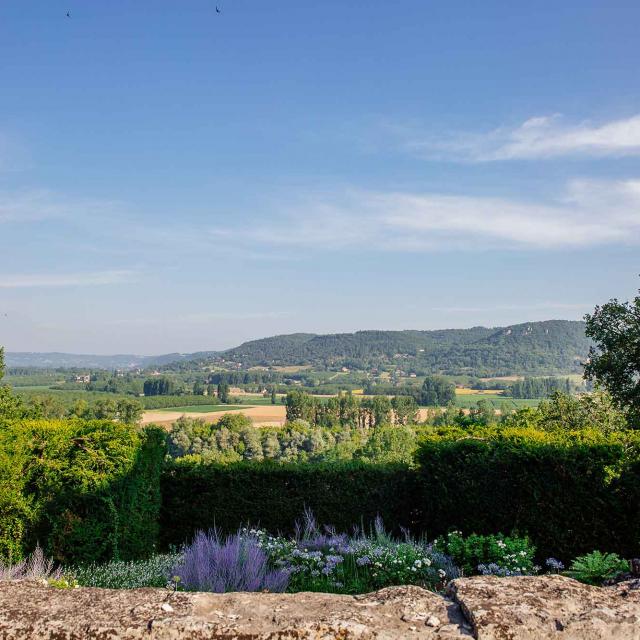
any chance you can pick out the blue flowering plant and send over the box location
[245,513,459,594]
[434,531,538,577]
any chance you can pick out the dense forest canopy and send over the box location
[217,320,589,376]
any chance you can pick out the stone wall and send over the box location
[0,575,638,639]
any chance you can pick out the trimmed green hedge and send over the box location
[0,419,165,564]
[160,428,640,562]
[3,419,638,566]
[416,427,640,559]
[160,461,420,549]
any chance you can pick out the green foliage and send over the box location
[65,397,143,424]
[355,426,417,464]
[166,416,417,464]
[220,321,590,375]
[48,576,79,589]
[72,552,181,588]
[585,288,640,426]
[433,531,536,576]
[0,419,165,564]
[140,395,219,409]
[391,395,419,425]
[285,390,417,428]
[504,391,628,433]
[565,551,629,585]
[0,386,25,420]
[159,461,419,550]
[217,381,230,403]
[416,426,640,559]
[507,376,575,399]
[143,376,176,396]
[0,349,25,420]
[420,375,455,406]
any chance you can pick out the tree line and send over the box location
[284,390,419,428]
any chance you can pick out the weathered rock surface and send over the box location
[0,575,638,639]
[449,575,640,639]
[0,581,470,639]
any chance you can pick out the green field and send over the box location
[154,404,251,413]
[9,384,60,391]
[453,395,541,409]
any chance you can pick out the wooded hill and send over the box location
[219,320,589,376]
[5,320,590,377]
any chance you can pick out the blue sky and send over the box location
[1,0,639,354]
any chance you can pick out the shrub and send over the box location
[72,552,181,589]
[160,461,419,549]
[280,514,457,593]
[565,551,629,586]
[434,531,536,576]
[0,419,166,564]
[416,427,640,559]
[171,530,290,593]
[0,545,62,581]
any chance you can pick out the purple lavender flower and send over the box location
[171,530,290,593]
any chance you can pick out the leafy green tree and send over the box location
[192,380,205,396]
[430,404,465,427]
[420,376,456,406]
[143,377,175,396]
[68,399,90,419]
[93,398,118,420]
[584,288,640,426]
[0,348,24,420]
[116,398,143,424]
[217,381,230,404]
[24,395,66,419]
[468,399,497,426]
[501,391,627,433]
[239,427,264,461]
[370,395,392,426]
[262,431,281,458]
[391,395,419,425]
[337,392,359,428]
[355,425,416,464]
[285,390,316,422]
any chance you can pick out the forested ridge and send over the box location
[6,320,590,377]
[220,320,589,375]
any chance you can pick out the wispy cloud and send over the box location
[0,190,125,224]
[98,310,292,328]
[0,270,136,288]
[178,311,292,322]
[402,113,640,161]
[218,178,640,252]
[432,302,590,313]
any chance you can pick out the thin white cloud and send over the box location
[179,311,292,322]
[432,302,590,313]
[96,310,293,328]
[0,270,135,288]
[219,178,640,252]
[0,190,125,224]
[404,113,640,161]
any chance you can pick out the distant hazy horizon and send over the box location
[1,1,638,353]
[3,318,589,358]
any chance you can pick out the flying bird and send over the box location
[66,11,71,18]
[216,6,221,13]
